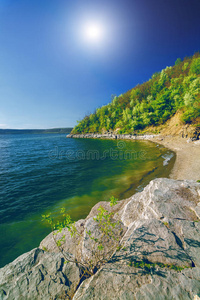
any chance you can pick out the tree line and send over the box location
[72,53,200,134]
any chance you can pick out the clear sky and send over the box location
[0,0,200,129]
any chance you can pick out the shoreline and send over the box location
[148,135,200,181]
[67,133,200,181]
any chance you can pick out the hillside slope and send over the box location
[72,53,200,135]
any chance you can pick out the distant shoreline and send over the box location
[67,133,200,181]
[0,128,73,134]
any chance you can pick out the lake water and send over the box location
[0,133,175,267]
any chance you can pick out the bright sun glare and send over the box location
[83,22,104,43]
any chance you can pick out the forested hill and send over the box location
[72,53,200,134]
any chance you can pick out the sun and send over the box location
[83,22,104,43]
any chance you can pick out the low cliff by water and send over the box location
[67,132,158,140]
[0,178,200,300]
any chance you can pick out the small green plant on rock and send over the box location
[128,258,189,273]
[163,221,169,228]
[86,202,124,271]
[42,195,193,298]
[42,196,124,298]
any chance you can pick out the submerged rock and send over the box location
[0,178,200,299]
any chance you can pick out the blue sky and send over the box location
[0,0,200,129]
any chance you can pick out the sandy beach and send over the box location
[148,135,200,181]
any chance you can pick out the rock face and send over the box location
[180,125,200,140]
[0,248,80,300]
[67,131,200,141]
[1,178,200,299]
[67,133,158,140]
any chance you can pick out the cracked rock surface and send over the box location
[0,178,200,299]
[0,248,80,300]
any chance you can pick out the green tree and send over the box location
[190,57,200,75]
[175,58,182,66]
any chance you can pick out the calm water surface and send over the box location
[0,133,175,267]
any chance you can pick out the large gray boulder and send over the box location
[0,248,80,300]
[0,178,200,299]
[72,178,200,299]
[73,264,200,300]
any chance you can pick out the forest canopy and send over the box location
[72,53,200,134]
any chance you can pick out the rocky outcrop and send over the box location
[67,133,158,140]
[1,178,200,299]
[0,248,80,300]
[67,129,200,141]
[180,125,200,140]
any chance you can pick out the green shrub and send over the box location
[42,197,125,298]
[181,109,195,124]
[190,57,200,75]
[128,259,189,272]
